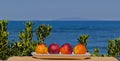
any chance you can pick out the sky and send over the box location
[0,0,120,20]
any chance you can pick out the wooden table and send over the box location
[7,56,118,61]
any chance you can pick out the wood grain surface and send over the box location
[7,56,118,61]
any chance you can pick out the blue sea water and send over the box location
[7,20,120,54]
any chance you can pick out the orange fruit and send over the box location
[73,44,86,54]
[35,44,48,54]
[60,43,72,54]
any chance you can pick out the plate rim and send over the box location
[31,52,91,56]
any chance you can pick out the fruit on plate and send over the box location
[74,35,88,54]
[60,43,72,54]
[35,44,48,54]
[48,43,60,54]
[73,44,86,54]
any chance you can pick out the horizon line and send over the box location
[7,19,120,21]
[1,19,120,21]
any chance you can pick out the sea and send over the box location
[7,20,120,54]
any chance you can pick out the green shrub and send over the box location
[0,20,10,60]
[115,38,120,57]
[107,40,115,57]
[107,38,120,57]
[77,34,89,47]
[11,22,52,56]
[1,19,120,60]
[92,48,100,57]
[11,21,37,56]
[36,24,52,43]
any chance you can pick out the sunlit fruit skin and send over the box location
[48,43,60,54]
[60,43,72,54]
[74,44,86,54]
[35,44,48,54]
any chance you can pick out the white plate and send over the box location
[31,52,91,59]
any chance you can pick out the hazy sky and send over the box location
[0,0,120,20]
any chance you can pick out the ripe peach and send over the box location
[74,44,86,54]
[60,43,72,54]
[35,44,48,54]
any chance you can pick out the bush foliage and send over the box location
[0,20,52,60]
[0,20,10,60]
[77,34,89,47]
[11,21,37,56]
[36,24,52,43]
[0,20,120,60]
[107,38,120,57]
